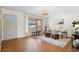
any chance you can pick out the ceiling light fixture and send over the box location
[41,9,48,16]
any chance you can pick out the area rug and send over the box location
[38,36,70,48]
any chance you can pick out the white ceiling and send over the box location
[1,6,79,16]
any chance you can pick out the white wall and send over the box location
[17,12,25,38]
[1,8,46,40]
[24,14,31,37]
[48,13,79,37]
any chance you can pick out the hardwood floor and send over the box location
[1,36,79,52]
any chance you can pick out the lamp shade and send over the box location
[75,24,79,28]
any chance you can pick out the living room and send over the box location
[0,6,79,52]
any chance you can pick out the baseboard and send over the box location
[1,34,44,41]
[2,38,17,42]
[1,36,33,41]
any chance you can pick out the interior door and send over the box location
[3,14,17,40]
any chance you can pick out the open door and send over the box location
[3,14,17,40]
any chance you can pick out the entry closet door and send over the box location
[3,14,17,40]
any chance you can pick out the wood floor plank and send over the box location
[1,37,79,52]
